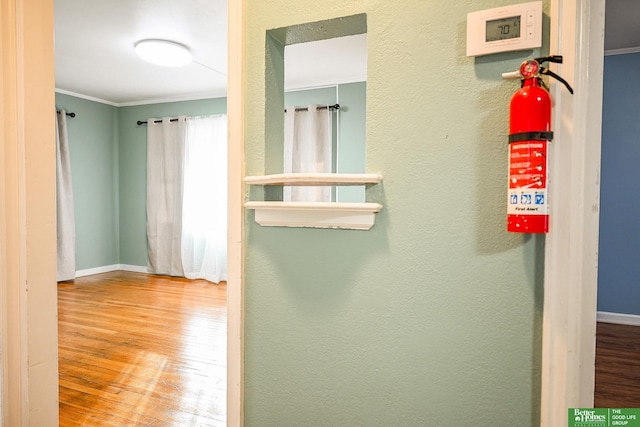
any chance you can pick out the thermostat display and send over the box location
[467,1,542,57]
[486,16,521,42]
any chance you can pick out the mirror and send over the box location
[264,14,367,203]
[284,34,367,202]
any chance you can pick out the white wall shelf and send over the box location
[244,172,382,186]
[244,173,383,230]
[245,201,382,230]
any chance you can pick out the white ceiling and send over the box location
[604,0,640,52]
[54,0,367,106]
[55,0,635,106]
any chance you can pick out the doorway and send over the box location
[53,0,232,423]
[594,0,640,407]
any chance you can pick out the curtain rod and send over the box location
[57,110,76,118]
[285,103,340,113]
[137,118,180,126]
[136,104,340,125]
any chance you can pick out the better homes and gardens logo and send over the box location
[571,409,608,426]
[569,408,640,427]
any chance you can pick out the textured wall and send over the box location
[598,53,640,316]
[244,1,547,425]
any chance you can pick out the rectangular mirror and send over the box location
[284,33,367,203]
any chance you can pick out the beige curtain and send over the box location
[56,109,76,281]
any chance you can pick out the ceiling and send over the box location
[604,0,640,52]
[54,0,366,106]
[55,0,635,106]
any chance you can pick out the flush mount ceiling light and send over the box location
[134,39,192,67]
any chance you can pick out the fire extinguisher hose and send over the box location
[540,68,574,94]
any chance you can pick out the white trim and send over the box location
[74,264,148,278]
[541,1,604,425]
[227,0,245,424]
[54,88,119,107]
[55,87,229,108]
[604,46,640,57]
[285,75,367,92]
[2,1,58,424]
[116,91,228,107]
[597,311,640,326]
[244,172,382,186]
[285,84,338,94]
[75,265,120,277]
[120,264,148,273]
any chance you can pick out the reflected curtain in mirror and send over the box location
[283,104,332,202]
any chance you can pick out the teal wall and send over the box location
[244,1,547,426]
[55,93,119,270]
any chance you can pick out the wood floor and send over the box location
[595,321,640,408]
[58,271,227,426]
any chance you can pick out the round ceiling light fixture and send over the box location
[134,39,192,67]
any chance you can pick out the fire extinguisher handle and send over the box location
[540,67,574,94]
[535,55,564,65]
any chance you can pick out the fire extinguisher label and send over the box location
[507,141,549,215]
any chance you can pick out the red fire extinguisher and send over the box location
[504,56,573,233]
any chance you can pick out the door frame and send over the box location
[541,0,605,425]
[227,0,245,424]
[1,1,59,425]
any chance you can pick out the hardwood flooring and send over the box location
[595,321,640,408]
[58,271,226,426]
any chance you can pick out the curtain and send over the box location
[283,104,332,202]
[56,110,76,281]
[146,116,187,277]
[181,115,228,282]
[146,115,227,283]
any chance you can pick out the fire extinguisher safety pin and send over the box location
[502,55,574,94]
[508,131,554,143]
[502,71,522,80]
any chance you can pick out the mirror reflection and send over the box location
[283,34,367,202]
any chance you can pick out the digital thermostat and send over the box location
[466,1,542,57]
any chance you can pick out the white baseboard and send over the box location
[119,264,148,273]
[75,264,148,278]
[597,311,640,326]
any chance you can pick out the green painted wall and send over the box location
[117,99,227,266]
[244,2,547,426]
[55,93,119,270]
